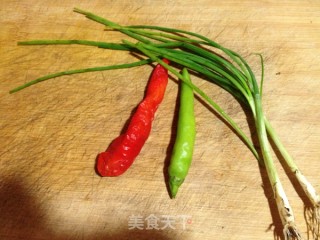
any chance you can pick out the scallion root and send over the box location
[305,206,320,240]
[283,222,302,240]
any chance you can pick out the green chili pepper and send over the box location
[168,68,196,198]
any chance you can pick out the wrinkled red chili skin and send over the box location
[97,59,169,177]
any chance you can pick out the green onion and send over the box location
[9,59,153,94]
[18,39,132,50]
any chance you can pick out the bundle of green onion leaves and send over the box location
[10,8,319,240]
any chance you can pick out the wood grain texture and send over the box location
[1,1,319,239]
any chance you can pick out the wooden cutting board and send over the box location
[1,1,319,239]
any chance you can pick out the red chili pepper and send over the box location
[97,59,169,177]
